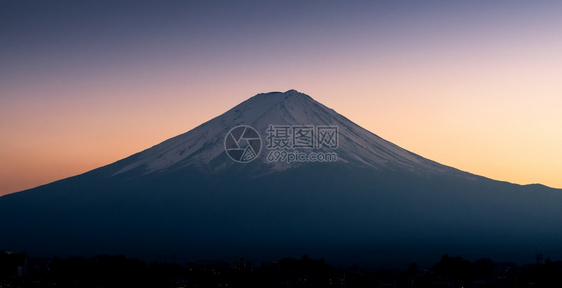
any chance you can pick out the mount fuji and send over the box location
[1,90,561,267]
[112,89,460,176]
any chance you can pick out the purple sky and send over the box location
[1,1,561,195]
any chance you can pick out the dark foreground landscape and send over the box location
[2,250,562,288]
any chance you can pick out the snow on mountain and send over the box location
[114,90,471,177]
[2,89,561,267]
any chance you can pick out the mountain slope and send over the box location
[111,90,468,176]
[1,90,561,267]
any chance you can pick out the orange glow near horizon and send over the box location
[1,1,561,196]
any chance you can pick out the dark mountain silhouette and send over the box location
[1,90,561,267]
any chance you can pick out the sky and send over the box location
[1,0,561,196]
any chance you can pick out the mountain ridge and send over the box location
[1,89,561,267]
[106,89,475,180]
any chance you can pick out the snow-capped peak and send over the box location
[113,90,465,177]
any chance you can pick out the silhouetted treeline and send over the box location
[2,251,562,287]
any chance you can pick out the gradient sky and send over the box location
[1,0,561,196]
